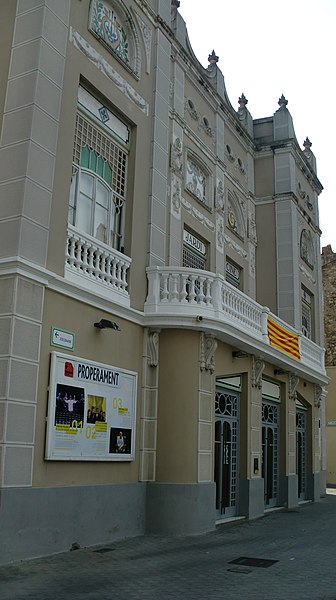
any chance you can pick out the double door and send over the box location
[296,408,307,501]
[214,389,239,518]
[262,402,279,508]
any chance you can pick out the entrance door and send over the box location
[296,408,307,501]
[262,402,279,508]
[214,389,239,518]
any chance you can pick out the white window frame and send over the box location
[301,287,313,340]
[69,105,129,252]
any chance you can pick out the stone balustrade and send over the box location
[65,226,131,305]
[145,266,325,375]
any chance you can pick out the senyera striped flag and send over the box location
[267,317,300,360]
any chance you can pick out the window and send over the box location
[301,287,313,339]
[226,259,241,289]
[69,92,129,251]
[183,229,207,270]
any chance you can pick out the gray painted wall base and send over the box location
[279,474,298,508]
[146,482,216,535]
[239,478,264,519]
[320,470,326,496]
[307,472,322,502]
[0,483,146,565]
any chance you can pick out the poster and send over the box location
[45,352,137,461]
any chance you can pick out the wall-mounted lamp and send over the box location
[94,319,121,331]
[232,351,248,359]
[274,368,286,376]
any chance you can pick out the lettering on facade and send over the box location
[183,230,206,255]
[77,363,120,386]
[226,261,240,281]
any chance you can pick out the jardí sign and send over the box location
[51,327,74,351]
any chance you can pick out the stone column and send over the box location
[139,329,160,482]
[240,356,265,518]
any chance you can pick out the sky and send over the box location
[178,0,335,249]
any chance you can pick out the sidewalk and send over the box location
[1,492,336,600]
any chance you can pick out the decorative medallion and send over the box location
[89,1,129,64]
[228,207,236,229]
[98,105,109,124]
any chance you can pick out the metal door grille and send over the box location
[215,390,239,515]
[262,402,279,505]
[296,410,307,498]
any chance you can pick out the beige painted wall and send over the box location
[255,201,277,312]
[326,366,336,484]
[33,289,144,487]
[156,330,200,482]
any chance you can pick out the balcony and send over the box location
[65,226,131,306]
[145,266,326,381]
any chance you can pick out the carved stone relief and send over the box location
[89,0,141,77]
[251,356,265,389]
[135,12,152,74]
[216,214,224,251]
[224,234,247,259]
[170,137,183,175]
[215,180,225,213]
[70,29,149,115]
[147,329,160,367]
[200,332,217,373]
[171,175,181,214]
[300,229,314,270]
[181,196,215,230]
[314,385,327,408]
[289,374,299,401]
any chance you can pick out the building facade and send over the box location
[0,0,327,564]
[322,245,336,484]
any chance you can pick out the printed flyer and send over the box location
[45,352,137,461]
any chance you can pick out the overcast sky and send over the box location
[178,0,335,249]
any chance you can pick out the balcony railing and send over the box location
[65,226,131,305]
[145,266,325,375]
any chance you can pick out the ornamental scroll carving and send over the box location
[215,180,225,213]
[251,356,265,389]
[314,384,323,408]
[289,374,299,401]
[200,333,217,374]
[70,28,149,115]
[170,137,183,175]
[147,329,160,367]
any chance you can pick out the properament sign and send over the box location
[45,352,137,461]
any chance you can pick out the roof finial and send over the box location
[238,93,248,109]
[303,137,312,151]
[278,94,288,109]
[208,50,219,65]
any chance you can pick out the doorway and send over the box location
[214,388,239,518]
[296,404,307,501]
[262,402,279,508]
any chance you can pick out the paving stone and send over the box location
[1,493,336,599]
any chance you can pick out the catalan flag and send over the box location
[267,317,300,360]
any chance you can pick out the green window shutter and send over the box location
[80,145,90,169]
[80,146,112,187]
